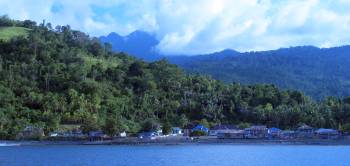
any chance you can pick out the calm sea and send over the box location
[0,144,349,166]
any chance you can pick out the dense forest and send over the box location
[1,16,350,139]
[169,47,350,100]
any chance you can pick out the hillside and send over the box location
[0,26,30,41]
[1,18,350,139]
[171,46,350,100]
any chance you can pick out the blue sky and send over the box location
[1,0,350,54]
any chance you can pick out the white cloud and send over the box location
[275,0,319,29]
[1,0,350,54]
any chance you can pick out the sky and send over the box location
[1,0,350,54]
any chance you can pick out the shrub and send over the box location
[190,130,207,137]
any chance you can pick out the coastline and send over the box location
[2,137,350,146]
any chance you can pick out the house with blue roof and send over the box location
[268,127,282,139]
[192,124,209,133]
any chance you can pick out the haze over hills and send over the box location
[100,31,350,99]
[99,31,161,61]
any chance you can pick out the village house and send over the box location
[192,124,209,133]
[16,126,45,140]
[49,129,85,139]
[88,131,109,141]
[244,125,268,139]
[138,128,164,139]
[182,124,195,136]
[171,127,183,136]
[296,124,314,139]
[118,131,127,137]
[280,130,296,139]
[315,128,340,139]
[268,127,282,139]
[183,128,191,136]
[209,124,237,136]
[138,131,157,140]
[49,131,60,137]
[156,129,163,136]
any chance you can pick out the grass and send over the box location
[0,26,30,41]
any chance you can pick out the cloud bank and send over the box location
[1,0,350,54]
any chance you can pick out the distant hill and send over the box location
[100,31,350,99]
[0,26,30,41]
[99,31,161,61]
[167,49,240,65]
[172,46,350,99]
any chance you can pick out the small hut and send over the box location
[315,128,340,139]
[296,124,314,139]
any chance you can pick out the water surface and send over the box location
[0,144,349,166]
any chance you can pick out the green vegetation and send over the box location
[172,46,350,100]
[0,27,30,41]
[190,131,207,137]
[1,16,350,140]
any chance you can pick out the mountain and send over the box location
[167,49,240,65]
[100,30,350,99]
[99,31,240,61]
[172,45,350,99]
[99,30,161,61]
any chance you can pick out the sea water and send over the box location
[0,144,349,166]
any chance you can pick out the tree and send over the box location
[103,116,122,137]
[176,114,189,128]
[199,119,210,128]
[141,119,159,132]
[81,115,100,134]
[238,122,250,129]
[162,122,172,135]
[22,20,36,28]
[0,15,14,26]
[341,123,350,132]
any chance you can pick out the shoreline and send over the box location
[2,137,350,146]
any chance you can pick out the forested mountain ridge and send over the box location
[1,16,350,139]
[100,31,350,99]
[174,46,350,100]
